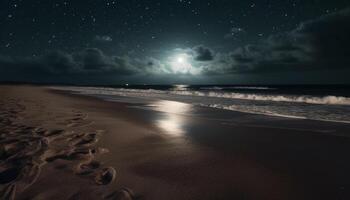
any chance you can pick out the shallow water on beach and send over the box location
[53,85,350,124]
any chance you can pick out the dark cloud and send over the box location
[0,47,190,84]
[203,8,350,75]
[1,9,350,84]
[192,45,214,61]
[0,48,143,83]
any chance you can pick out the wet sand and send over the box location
[1,85,350,200]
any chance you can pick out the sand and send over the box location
[0,86,134,200]
[1,85,350,200]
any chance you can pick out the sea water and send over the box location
[53,85,350,123]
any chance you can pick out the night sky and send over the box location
[1,0,350,84]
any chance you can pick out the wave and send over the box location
[54,87,350,106]
[200,87,223,90]
[52,86,350,123]
[200,86,275,90]
[170,91,350,106]
[226,86,275,90]
[200,103,350,124]
[202,103,308,119]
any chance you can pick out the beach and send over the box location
[1,85,350,200]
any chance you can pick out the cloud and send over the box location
[95,35,113,42]
[0,46,206,84]
[1,8,350,84]
[0,48,144,83]
[203,8,350,75]
[192,45,214,61]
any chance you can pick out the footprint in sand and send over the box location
[76,160,101,175]
[64,111,93,128]
[2,138,48,162]
[74,133,98,146]
[67,131,102,147]
[45,147,93,163]
[44,130,104,163]
[66,120,94,128]
[35,129,65,138]
[0,101,126,199]
[32,127,46,136]
[94,167,117,185]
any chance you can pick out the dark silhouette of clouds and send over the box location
[1,8,350,84]
[203,8,350,75]
[192,45,214,61]
[0,48,140,81]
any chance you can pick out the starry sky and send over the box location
[1,0,350,84]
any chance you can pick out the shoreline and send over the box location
[51,85,350,124]
[1,85,350,200]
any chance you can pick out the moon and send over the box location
[177,56,185,63]
[169,52,200,75]
[171,53,191,73]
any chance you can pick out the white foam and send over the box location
[228,86,275,90]
[51,86,350,123]
[170,90,350,106]
[53,86,350,106]
[200,86,275,90]
[200,87,223,90]
[200,103,350,123]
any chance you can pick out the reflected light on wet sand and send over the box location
[151,100,192,136]
[157,115,184,135]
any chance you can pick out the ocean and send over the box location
[54,85,350,124]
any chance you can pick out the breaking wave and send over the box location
[52,86,350,123]
[54,87,350,106]
[170,90,350,105]
[200,86,275,90]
